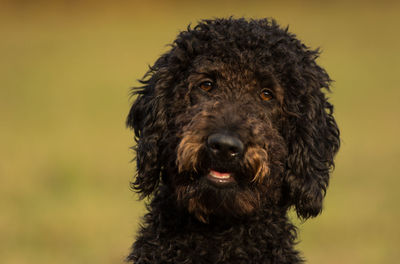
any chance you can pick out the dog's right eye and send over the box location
[198,81,214,92]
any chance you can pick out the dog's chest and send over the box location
[130,210,302,264]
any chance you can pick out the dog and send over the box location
[126,18,340,263]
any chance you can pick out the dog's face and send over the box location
[127,18,340,223]
[173,59,288,221]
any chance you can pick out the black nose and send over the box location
[207,133,244,159]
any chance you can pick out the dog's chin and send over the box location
[175,170,261,223]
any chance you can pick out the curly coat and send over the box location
[126,18,340,264]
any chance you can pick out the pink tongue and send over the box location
[210,170,231,177]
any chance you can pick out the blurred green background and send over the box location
[1,0,399,263]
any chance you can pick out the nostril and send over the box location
[229,147,240,157]
[209,142,220,151]
[207,133,244,158]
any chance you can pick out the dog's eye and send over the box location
[260,89,274,101]
[199,81,214,92]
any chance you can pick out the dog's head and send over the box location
[127,18,340,222]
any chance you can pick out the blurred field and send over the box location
[1,0,399,263]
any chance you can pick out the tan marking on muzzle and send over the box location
[176,134,204,173]
[244,146,270,184]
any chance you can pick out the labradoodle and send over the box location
[126,18,340,264]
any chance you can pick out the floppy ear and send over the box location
[284,57,340,219]
[126,33,199,198]
[126,62,171,198]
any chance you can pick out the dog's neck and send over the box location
[128,186,303,264]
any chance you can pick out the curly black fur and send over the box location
[126,18,340,263]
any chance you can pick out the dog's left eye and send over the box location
[198,81,214,92]
[260,89,274,101]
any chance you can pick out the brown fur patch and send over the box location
[244,146,270,184]
[176,134,203,173]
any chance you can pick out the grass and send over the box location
[1,1,399,263]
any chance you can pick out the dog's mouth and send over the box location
[206,169,236,186]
